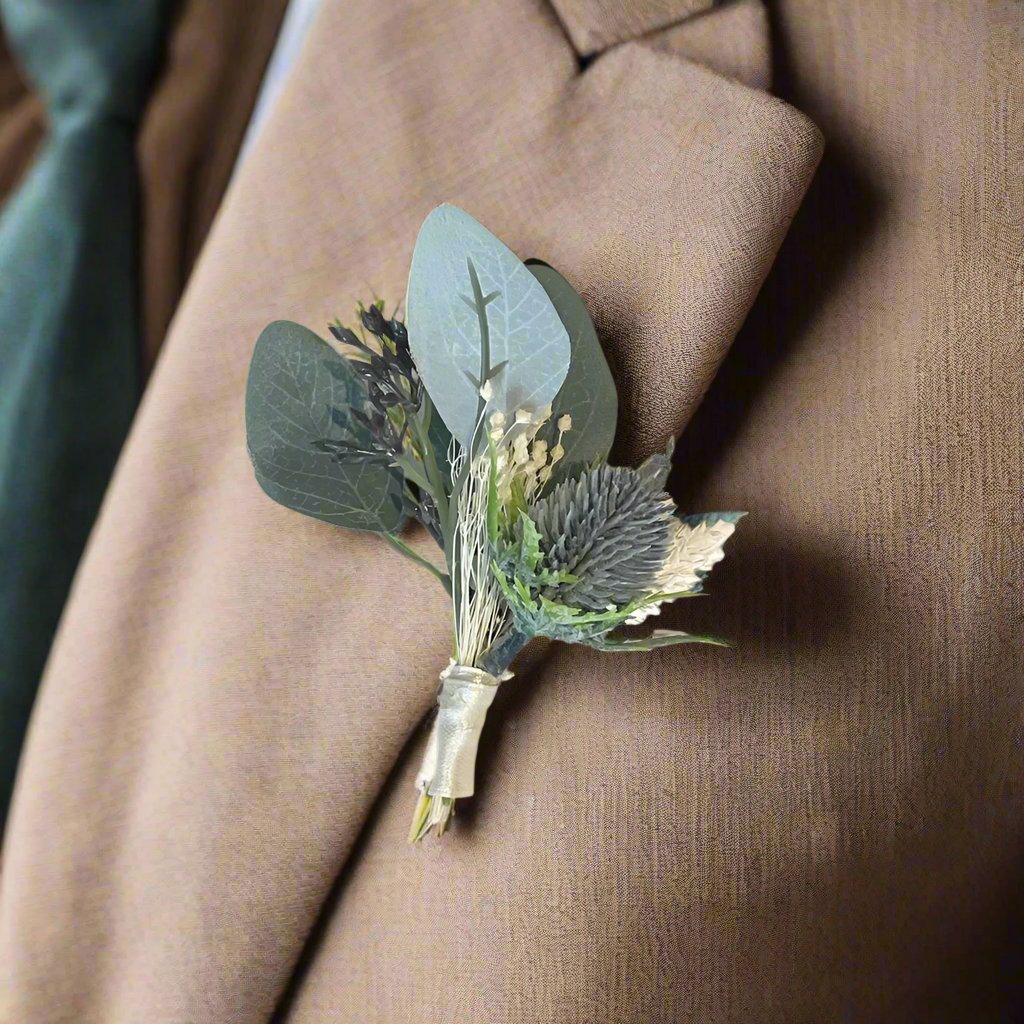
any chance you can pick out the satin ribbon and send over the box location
[416,664,500,799]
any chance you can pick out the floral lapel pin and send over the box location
[245,204,743,841]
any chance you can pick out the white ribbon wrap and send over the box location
[416,664,500,799]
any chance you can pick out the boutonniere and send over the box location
[245,205,743,842]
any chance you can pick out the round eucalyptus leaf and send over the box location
[406,204,571,448]
[526,261,617,475]
[245,320,405,533]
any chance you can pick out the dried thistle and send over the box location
[529,457,676,611]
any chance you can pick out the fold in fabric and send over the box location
[0,1,821,1018]
[549,0,714,53]
[236,0,324,167]
[0,28,41,200]
[138,0,289,372]
[0,0,171,829]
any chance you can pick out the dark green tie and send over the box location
[0,0,170,826]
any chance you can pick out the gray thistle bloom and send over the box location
[529,456,676,610]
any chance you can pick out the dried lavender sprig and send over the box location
[318,306,444,544]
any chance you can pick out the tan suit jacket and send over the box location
[2,1,1020,1021]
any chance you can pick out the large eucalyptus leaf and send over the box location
[526,260,617,476]
[245,320,405,532]
[406,204,571,448]
[424,394,454,490]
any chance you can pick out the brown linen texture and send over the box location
[0,31,41,201]
[1,1,1021,1023]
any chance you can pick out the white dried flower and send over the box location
[655,516,740,595]
[512,434,530,463]
[557,414,572,433]
[550,444,565,463]
[624,604,660,626]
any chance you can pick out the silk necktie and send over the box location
[0,0,170,824]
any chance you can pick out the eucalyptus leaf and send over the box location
[424,394,453,490]
[245,320,405,533]
[406,204,571,447]
[526,260,617,475]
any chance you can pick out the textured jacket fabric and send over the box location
[1,1,1020,1021]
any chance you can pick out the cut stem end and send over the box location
[408,791,456,843]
